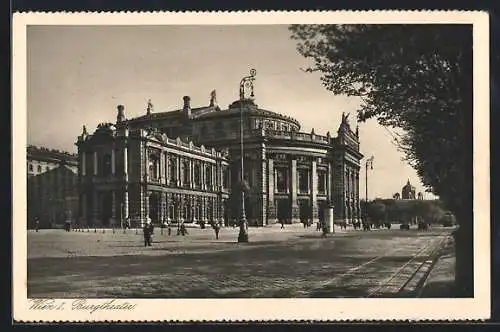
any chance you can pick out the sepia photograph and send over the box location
[13,11,490,321]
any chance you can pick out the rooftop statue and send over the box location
[210,90,218,107]
[146,99,153,115]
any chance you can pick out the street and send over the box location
[27,225,455,298]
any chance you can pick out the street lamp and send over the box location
[237,68,257,243]
[364,156,374,227]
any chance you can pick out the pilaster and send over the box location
[267,159,276,223]
[311,159,319,222]
[93,151,98,176]
[290,158,300,223]
[111,148,116,175]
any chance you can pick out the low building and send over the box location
[27,145,79,228]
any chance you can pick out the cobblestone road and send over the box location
[27,225,454,298]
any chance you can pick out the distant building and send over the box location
[76,93,364,227]
[401,179,416,200]
[27,145,79,228]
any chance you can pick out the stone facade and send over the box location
[76,93,363,227]
[27,146,79,229]
[76,120,230,228]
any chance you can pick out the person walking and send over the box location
[143,219,153,247]
[214,222,220,240]
[280,220,285,229]
[34,216,40,232]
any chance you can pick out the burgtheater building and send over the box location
[76,92,363,228]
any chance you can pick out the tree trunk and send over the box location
[452,200,474,297]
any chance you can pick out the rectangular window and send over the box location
[318,172,326,194]
[298,169,309,193]
[276,168,288,193]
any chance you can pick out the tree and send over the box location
[367,200,386,226]
[290,24,473,296]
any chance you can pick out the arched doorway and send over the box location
[299,199,310,224]
[276,199,290,224]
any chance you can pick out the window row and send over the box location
[275,168,328,194]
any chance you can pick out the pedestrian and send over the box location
[316,221,321,231]
[280,220,285,229]
[214,222,220,240]
[167,222,172,236]
[143,220,153,247]
[34,216,40,232]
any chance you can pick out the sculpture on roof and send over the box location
[210,90,218,107]
[146,99,153,115]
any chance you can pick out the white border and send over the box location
[12,11,490,322]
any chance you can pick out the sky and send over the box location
[27,24,435,200]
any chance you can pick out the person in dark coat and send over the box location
[214,222,220,240]
[143,220,153,247]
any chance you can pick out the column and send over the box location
[165,193,171,222]
[290,159,299,223]
[192,195,197,223]
[145,148,150,182]
[111,190,116,226]
[82,153,86,176]
[81,193,87,225]
[165,153,170,185]
[267,159,276,223]
[178,156,182,187]
[346,168,351,224]
[327,162,333,204]
[311,159,318,222]
[111,148,116,175]
[202,196,207,222]
[123,139,129,223]
[201,162,206,190]
[92,191,99,226]
[218,162,223,192]
[189,159,194,189]
[93,151,98,175]
[159,152,164,184]
[212,164,216,191]
[160,192,166,224]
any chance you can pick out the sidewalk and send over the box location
[419,238,456,297]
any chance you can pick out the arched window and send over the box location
[169,157,177,184]
[182,160,189,186]
[205,165,212,188]
[194,163,201,188]
[318,172,326,194]
[276,168,287,193]
[298,169,308,193]
[148,153,159,181]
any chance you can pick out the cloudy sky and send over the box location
[27,24,434,199]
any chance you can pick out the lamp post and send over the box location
[237,68,257,243]
[364,156,374,227]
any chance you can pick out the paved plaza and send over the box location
[27,225,455,298]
